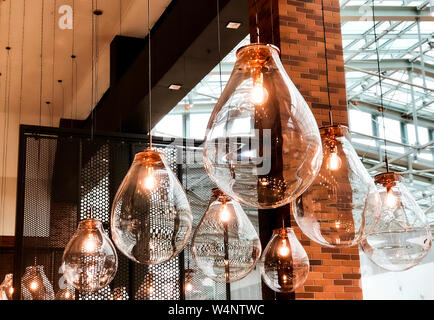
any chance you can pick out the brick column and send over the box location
[249,0,362,300]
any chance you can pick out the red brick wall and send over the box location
[249,0,363,300]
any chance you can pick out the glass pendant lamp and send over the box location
[260,227,309,293]
[0,273,13,300]
[292,125,380,247]
[62,218,118,292]
[111,0,192,265]
[360,173,432,271]
[111,149,192,264]
[191,188,261,282]
[21,265,54,300]
[203,43,322,209]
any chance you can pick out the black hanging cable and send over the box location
[217,0,223,95]
[320,0,333,126]
[91,0,95,141]
[372,0,389,172]
[0,0,12,235]
[19,0,26,125]
[147,0,152,148]
[254,0,260,43]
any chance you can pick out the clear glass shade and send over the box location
[21,265,54,300]
[292,125,380,247]
[62,218,118,292]
[360,173,432,271]
[0,273,13,300]
[111,148,192,264]
[260,228,309,293]
[191,188,261,283]
[203,43,322,209]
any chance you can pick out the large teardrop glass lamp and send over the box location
[62,218,118,292]
[292,125,381,247]
[203,43,322,209]
[191,188,261,282]
[360,172,432,271]
[260,227,309,293]
[111,148,193,264]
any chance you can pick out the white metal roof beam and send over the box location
[341,6,434,21]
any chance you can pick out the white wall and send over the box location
[360,247,434,300]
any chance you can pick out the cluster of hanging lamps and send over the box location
[62,217,118,292]
[359,0,432,272]
[203,41,322,209]
[191,188,261,283]
[260,227,309,293]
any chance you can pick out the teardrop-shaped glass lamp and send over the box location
[111,148,193,264]
[55,286,75,300]
[62,218,118,292]
[203,43,322,209]
[21,265,55,300]
[191,188,261,283]
[360,172,432,271]
[292,125,381,247]
[260,227,309,293]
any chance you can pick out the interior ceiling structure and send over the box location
[0,0,172,126]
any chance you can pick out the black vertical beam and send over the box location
[12,126,27,300]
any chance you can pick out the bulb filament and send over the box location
[29,280,39,292]
[83,234,98,253]
[143,167,156,191]
[185,282,193,292]
[278,240,290,257]
[327,150,342,171]
[220,204,230,223]
[385,187,397,208]
[250,72,267,105]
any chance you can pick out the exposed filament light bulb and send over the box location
[220,204,230,223]
[143,167,156,191]
[29,280,39,292]
[185,282,193,293]
[250,71,268,105]
[278,240,290,257]
[327,148,342,171]
[83,234,98,253]
[385,186,397,208]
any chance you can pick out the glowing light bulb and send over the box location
[278,240,290,257]
[29,280,39,292]
[335,221,341,229]
[220,204,230,223]
[185,282,193,292]
[385,187,397,208]
[83,234,98,253]
[327,150,342,171]
[64,291,71,299]
[250,83,268,105]
[143,167,155,191]
[9,287,14,295]
[148,286,155,294]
